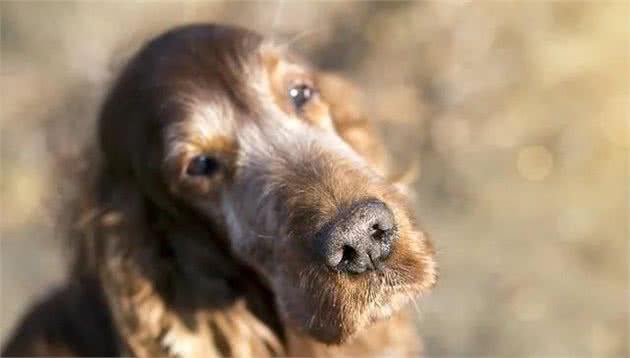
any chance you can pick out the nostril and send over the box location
[371,223,387,241]
[371,220,395,243]
[340,245,357,266]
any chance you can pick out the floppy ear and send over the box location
[68,169,171,355]
[56,140,177,355]
[316,72,388,175]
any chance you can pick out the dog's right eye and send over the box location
[289,84,316,111]
[186,155,221,177]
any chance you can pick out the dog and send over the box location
[2,23,437,357]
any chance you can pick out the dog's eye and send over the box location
[186,155,220,177]
[289,84,316,110]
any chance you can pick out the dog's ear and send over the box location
[59,142,172,352]
[316,72,389,175]
[79,174,180,356]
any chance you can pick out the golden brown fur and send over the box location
[3,24,436,357]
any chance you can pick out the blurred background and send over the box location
[1,1,628,356]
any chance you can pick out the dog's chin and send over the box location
[277,275,422,345]
[300,318,358,345]
[291,292,419,345]
[287,307,370,345]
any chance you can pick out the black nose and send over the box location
[315,200,397,274]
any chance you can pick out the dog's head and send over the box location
[99,24,436,344]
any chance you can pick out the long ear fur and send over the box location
[59,146,171,355]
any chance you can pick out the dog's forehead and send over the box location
[168,42,309,142]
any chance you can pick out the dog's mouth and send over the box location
[273,226,436,344]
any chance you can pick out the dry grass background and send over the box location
[0,1,628,356]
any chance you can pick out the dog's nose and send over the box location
[316,200,397,274]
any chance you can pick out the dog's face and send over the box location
[100,24,436,344]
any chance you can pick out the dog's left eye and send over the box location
[289,84,316,110]
[186,155,221,177]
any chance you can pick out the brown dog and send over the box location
[2,24,437,357]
